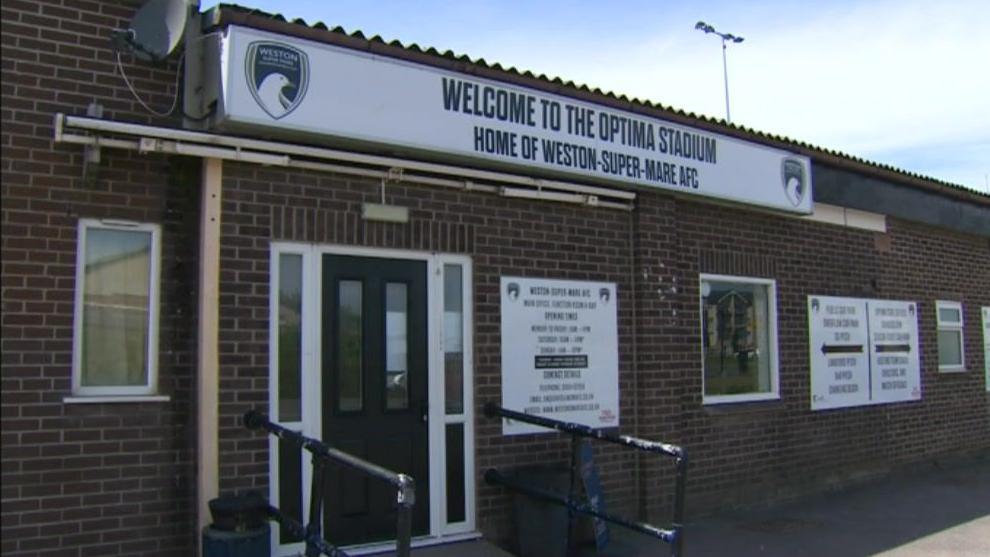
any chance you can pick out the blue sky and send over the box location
[202,0,989,192]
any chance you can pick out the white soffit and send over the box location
[804,203,887,232]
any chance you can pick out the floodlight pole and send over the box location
[721,37,731,122]
[695,21,744,123]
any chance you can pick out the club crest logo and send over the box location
[506,282,520,302]
[781,158,807,208]
[245,41,309,120]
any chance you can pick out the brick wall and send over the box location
[4,1,989,556]
[2,1,196,556]
[638,199,990,518]
[217,160,990,549]
[216,163,641,546]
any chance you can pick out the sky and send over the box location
[201,0,990,193]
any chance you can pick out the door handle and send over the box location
[419,402,429,424]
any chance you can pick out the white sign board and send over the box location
[217,25,813,214]
[983,307,990,392]
[500,277,619,435]
[867,300,921,404]
[809,297,870,410]
[808,296,920,410]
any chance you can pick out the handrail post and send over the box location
[395,474,416,557]
[566,434,580,555]
[482,404,687,557]
[305,455,328,557]
[670,449,688,557]
[243,410,419,557]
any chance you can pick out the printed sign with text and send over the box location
[500,277,619,435]
[809,296,920,410]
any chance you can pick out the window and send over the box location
[700,275,779,403]
[272,248,305,546]
[442,262,467,525]
[936,300,965,372]
[72,219,161,396]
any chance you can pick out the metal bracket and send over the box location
[386,167,404,183]
[82,102,104,167]
[396,474,416,507]
[379,167,405,203]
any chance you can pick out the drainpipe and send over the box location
[197,157,223,543]
[629,204,644,520]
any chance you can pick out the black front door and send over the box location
[322,255,429,545]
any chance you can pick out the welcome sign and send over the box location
[216,25,813,214]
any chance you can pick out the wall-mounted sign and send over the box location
[215,25,813,214]
[808,296,920,410]
[808,297,869,409]
[500,277,618,435]
[983,307,990,392]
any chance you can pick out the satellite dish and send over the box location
[114,0,189,61]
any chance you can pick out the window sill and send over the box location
[64,395,171,404]
[703,396,784,415]
[704,392,780,405]
[937,367,967,374]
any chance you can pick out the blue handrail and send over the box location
[483,403,688,556]
[244,410,415,557]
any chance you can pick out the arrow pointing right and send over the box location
[821,343,864,355]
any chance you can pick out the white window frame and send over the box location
[430,254,476,538]
[71,219,161,397]
[268,244,477,556]
[269,243,311,556]
[699,274,780,405]
[935,300,965,372]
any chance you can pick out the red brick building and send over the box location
[3,2,988,556]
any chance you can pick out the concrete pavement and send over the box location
[368,453,990,556]
[597,453,990,556]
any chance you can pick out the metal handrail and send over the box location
[244,410,416,557]
[483,403,688,556]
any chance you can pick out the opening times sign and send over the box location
[500,277,619,435]
[808,296,920,410]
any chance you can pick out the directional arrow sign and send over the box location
[811,297,921,409]
[868,300,920,404]
[808,297,870,410]
[874,344,911,353]
[821,343,864,355]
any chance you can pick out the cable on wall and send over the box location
[115,50,184,118]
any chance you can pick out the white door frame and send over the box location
[268,243,476,555]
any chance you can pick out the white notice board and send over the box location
[867,300,921,404]
[809,297,871,410]
[808,296,920,410]
[500,277,619,435]
[983,307,990,392]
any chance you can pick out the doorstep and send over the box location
[364,538,514,557]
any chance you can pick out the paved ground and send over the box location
[596,454,990,557]
[371,454,990,556]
